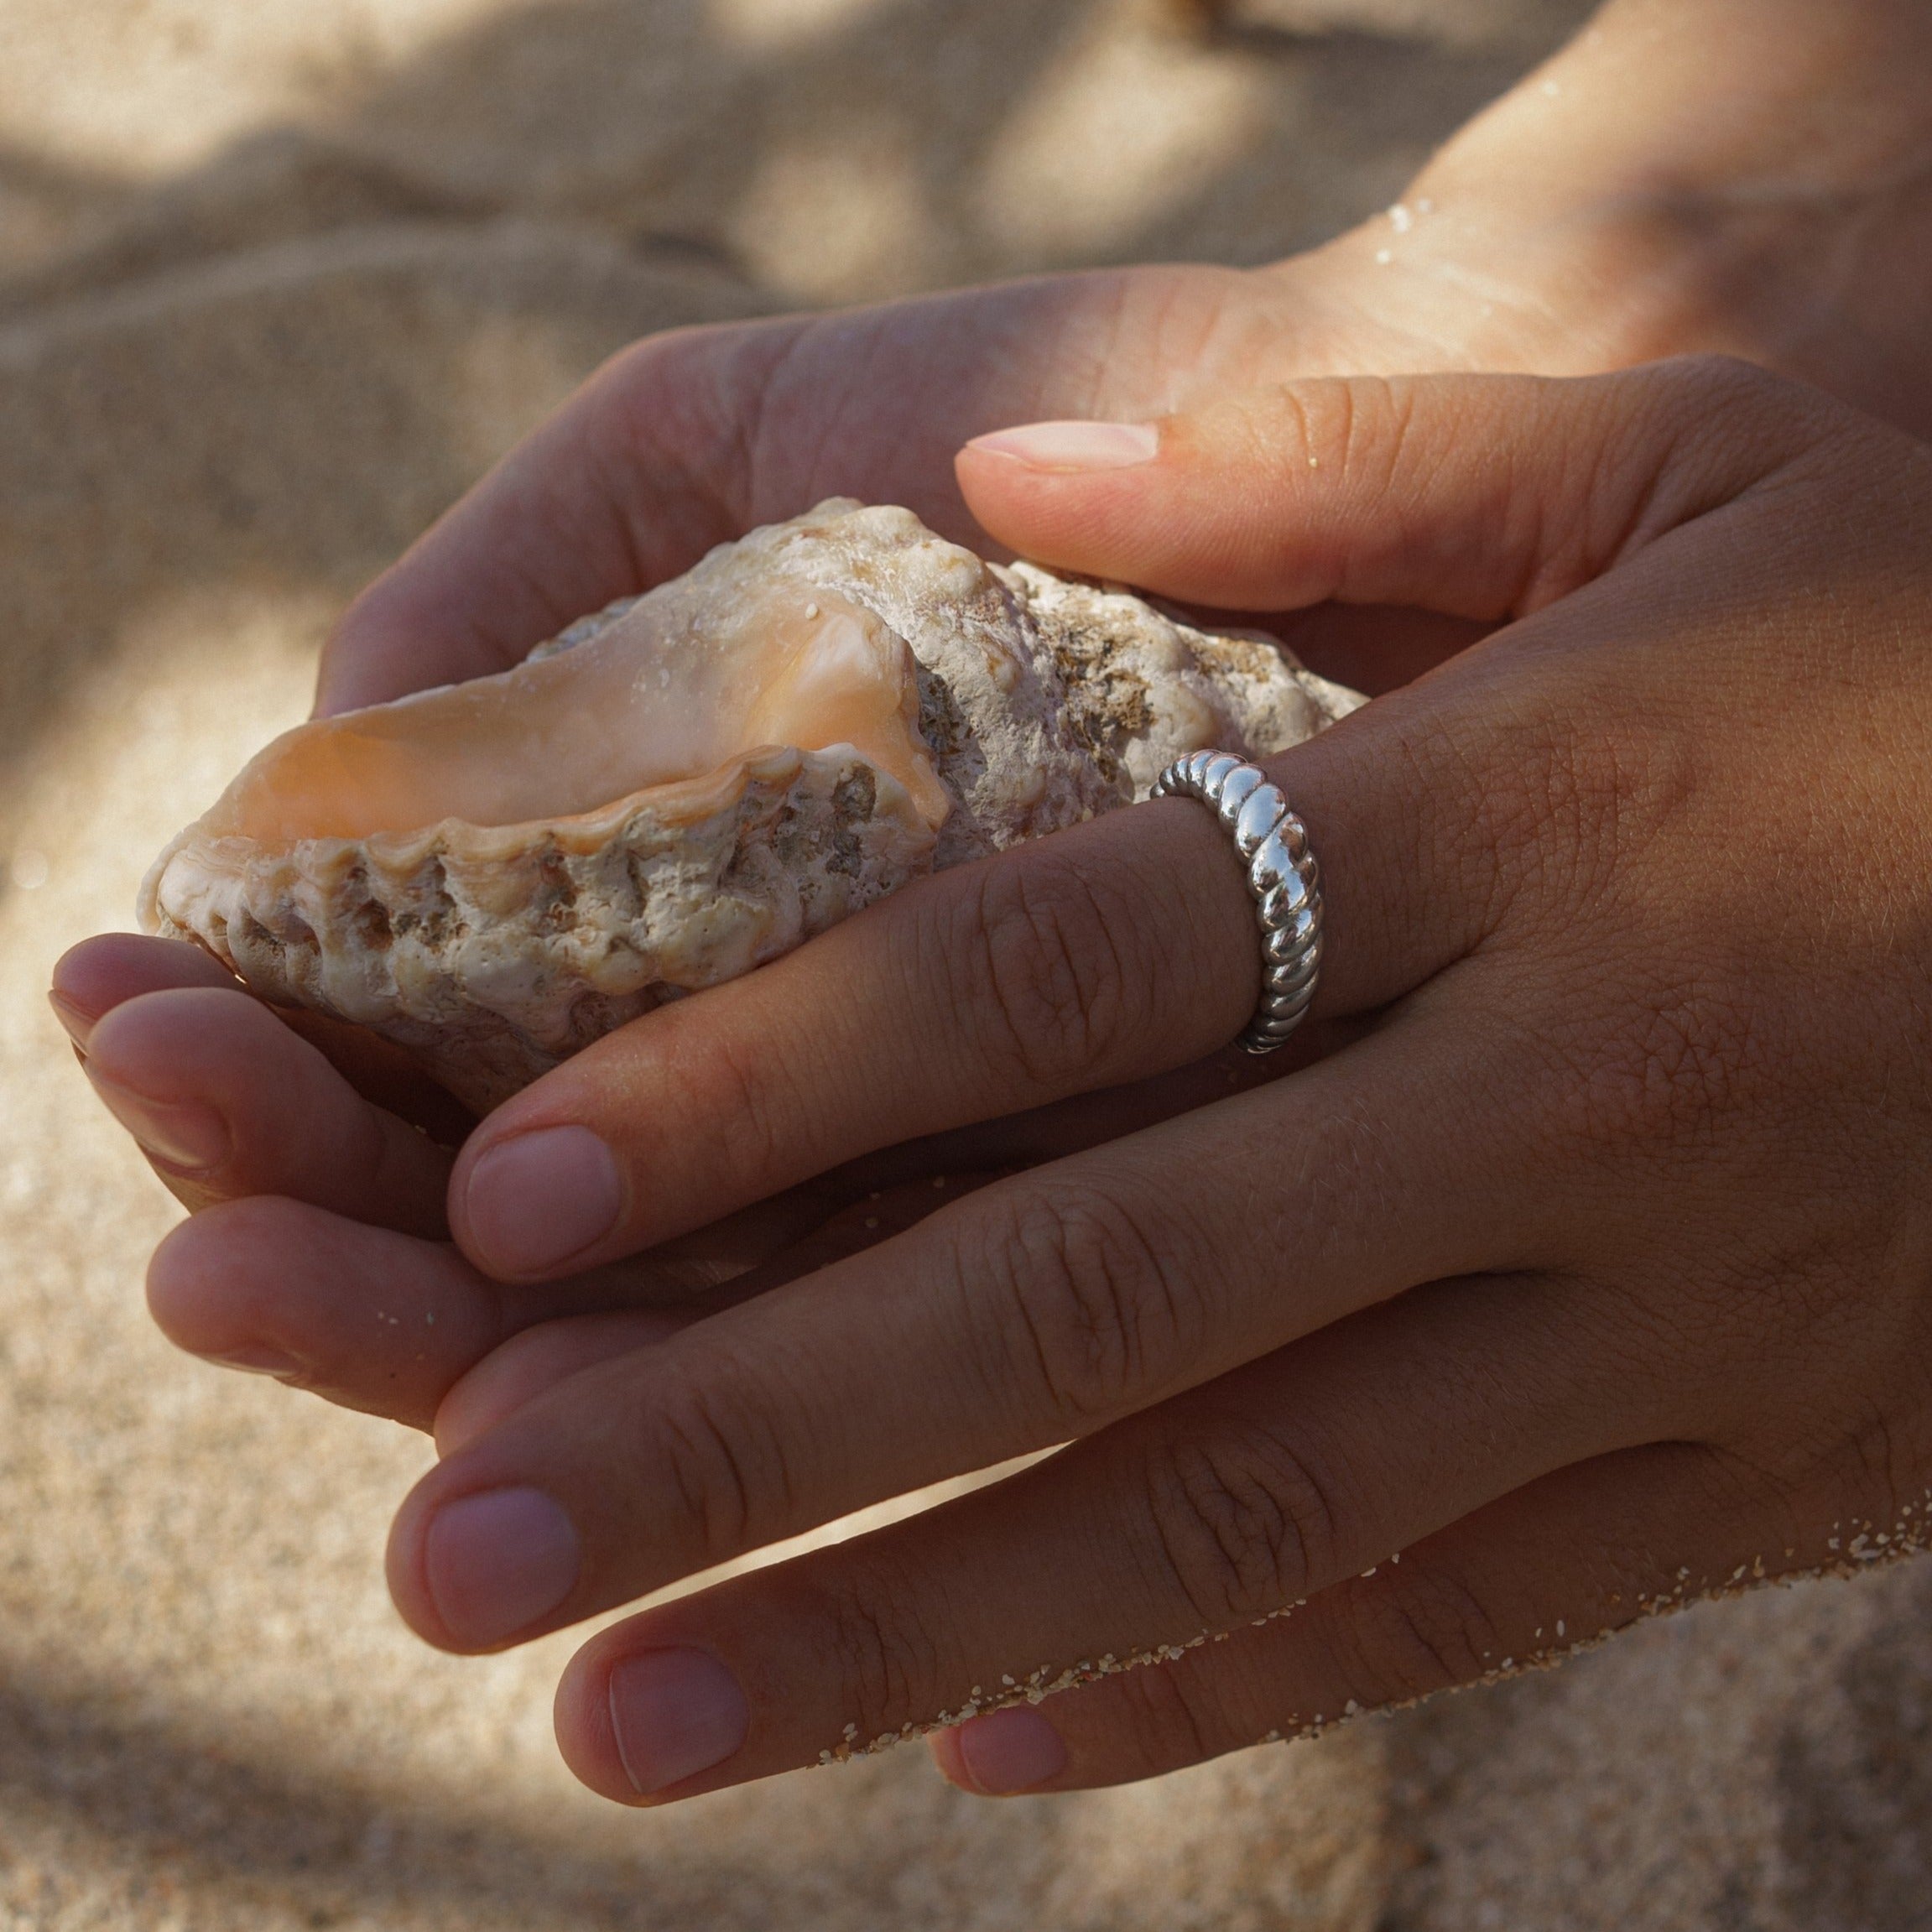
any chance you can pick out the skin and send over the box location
[481,363,1932,1796]
[50,0,1932,1802]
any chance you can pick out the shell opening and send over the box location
[200,586,950,845]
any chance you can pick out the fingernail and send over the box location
[208,1345,302,1379]
[607,1648,751,1794]
[462,1125,623,1276]
[966,419,1159,471]
[82,1068,231,1174]
[47,990,96,1047]
[423,1486,580,1647]
[950,1707,1068,1794]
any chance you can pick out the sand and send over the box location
[1,2,1928,1927]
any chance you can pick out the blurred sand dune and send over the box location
[0,0,1589,305]
[3,2,1929,1927]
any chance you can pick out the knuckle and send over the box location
[1416,692,1686,931]
[1096,1655,1217,1772]
[595,324,752,517]
[1142,1426,1339,1628]
[1613,357,1822,515]
[655,1013,794,1198]
[1534,972,1768,1163]
[1294,374,1406,497]
[810,1560,945,1742]
[1336,1569,1510,1703]
[1488,709,1646,900]
[647,1375,786,1565]
[1436,705,1782,1166]
[1662,351,1794,417]
[947,850,1143,1088]
[597,327,705,434]
[970,1181,1206,1427]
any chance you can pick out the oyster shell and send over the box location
[142,501,1362,1112]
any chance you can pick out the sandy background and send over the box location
[3,1,1930,1926]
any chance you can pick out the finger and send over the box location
[445,796,1245,1278]
[81,987,452,1237]
[434,1313,692,1456]
[929,1439,1821,1795]
[595,1027,1346,1286]
[388,1017,1568,1653]
[147,1198,709,1430]
[149,1200,538,1428]
[872,1025,1358,1180]
[57,956,1315,1200]
[545,1271,1688,1802]
[956,358,1837,616]
[55,933,476,1146]
[148,1169,997,1429]
[146,1045,1308,1431]
[51,933,242,1046]
[444,705,1490,1284]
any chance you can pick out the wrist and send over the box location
[1268,0,1932,432]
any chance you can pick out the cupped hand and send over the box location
[158,355,1932,1804]
[57,927,1160,1437]
[55,924,1321,1441]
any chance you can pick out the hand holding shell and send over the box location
[143,501,1361,1112]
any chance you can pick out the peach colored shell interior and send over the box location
[200,587,950,845]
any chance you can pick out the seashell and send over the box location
[141,500,1363,1112]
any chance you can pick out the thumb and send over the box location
[956,357,1835,621]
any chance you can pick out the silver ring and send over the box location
[1149,752,1323,1055]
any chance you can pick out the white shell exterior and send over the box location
[142,501,1364,1112]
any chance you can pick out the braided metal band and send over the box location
[1149,752,1323,1055]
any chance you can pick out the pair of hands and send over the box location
[55,0,1932,1804]
[62,351,1932,1802]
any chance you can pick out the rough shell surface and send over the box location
[142,501,1364,1112]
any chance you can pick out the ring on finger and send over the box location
[1149,752,1322,1055]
